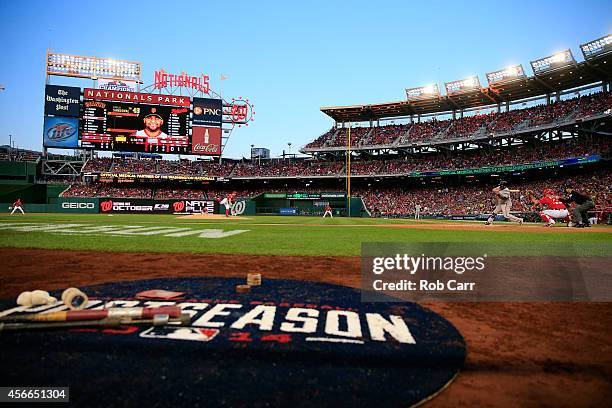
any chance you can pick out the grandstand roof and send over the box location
[321,41,612,123]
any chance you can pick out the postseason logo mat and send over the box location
[0,277,466,407]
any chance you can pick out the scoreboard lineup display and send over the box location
[81,101,190,153]
[43,85,225,155]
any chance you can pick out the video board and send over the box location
[81,100,190,153]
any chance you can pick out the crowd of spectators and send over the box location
[155,188,204,199]
[82,158,113,172]
[356,170,611,217]
[304,92,612,148]
[79,158,236,177]
[367,124,410,145]
[112,159,157,174]
[234,160,343,177]
[578,92,612,117]
[446,112,495,138]
[200,162,236,177]
[157,160,201,175]
[305,128,337,148]
[398,118,452,144]
[98,186,152,198]
[61,184,100,197]
[350,136,610,175]
[528,98,580,127]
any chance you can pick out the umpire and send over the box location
[562,185,595,227]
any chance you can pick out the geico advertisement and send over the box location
[58,199,99,212]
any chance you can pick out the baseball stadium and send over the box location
[1,2,611,407]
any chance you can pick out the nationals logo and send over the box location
[230,104,248,122]
[226,97,255,128]
[100,200,113,212]
[231,200,246,216]
[173,201,185,212]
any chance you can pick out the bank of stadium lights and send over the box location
[580,34,612,59]
[444,76,481,94]
[46,52,142,82]
[486,64,526,85]
[406,84,440,100]
[530,49,575,75]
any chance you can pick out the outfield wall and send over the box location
[0,198,256,215]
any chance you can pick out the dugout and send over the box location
[252,192,364,216]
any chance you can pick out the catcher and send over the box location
[529,188,569,227]
[485,181,523,225]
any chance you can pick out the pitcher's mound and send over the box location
[178,213,251,220]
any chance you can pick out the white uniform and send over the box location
[10,205,24,214]
[415,204,421,220]
[135,130,169,143]
[220,197,230,210]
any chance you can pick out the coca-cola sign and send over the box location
[191,126,221,155]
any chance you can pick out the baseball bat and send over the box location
[0,313,192,333]
[0,306,182,323]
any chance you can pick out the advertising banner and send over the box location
[44,85,81,117]
[99,199,214,214]
[83,88,190,107]
[43,116,79,148]
[170,200,215,214]
[95,173,215,182]
[192,98,223,126]
[57,198,99,213]
[97,79,138,92]
[191,126,221,155]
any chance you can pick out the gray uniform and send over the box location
[488,187,522,223]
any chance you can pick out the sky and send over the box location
[0,0,610,159]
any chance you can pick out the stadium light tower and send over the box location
[46,51,142,83]
[406,84,441,100]
[486,64,526,85]
[445,76,481,94]
[530,49,575,75]
[580,34,612,59]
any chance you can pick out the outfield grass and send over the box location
[0,214,609,257]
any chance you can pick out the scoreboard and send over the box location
[81,100,190,154]
[44,86,225,155]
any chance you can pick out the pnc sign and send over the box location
[192,98,223,127]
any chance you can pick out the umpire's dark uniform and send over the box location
[563,189,595,226]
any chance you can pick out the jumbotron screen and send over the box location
[81,100,190,153]
[80,88,194,154]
